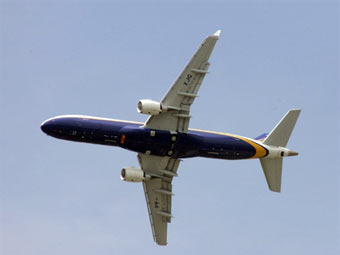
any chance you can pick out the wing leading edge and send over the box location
[138,153,180,245]
[145,30,221,132]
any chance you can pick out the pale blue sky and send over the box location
[1,1,339,254]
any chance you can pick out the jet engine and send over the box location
[120,167,151,182]
[137,99,167,115]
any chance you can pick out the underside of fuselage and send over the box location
[41,115,268,160]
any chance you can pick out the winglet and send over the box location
[213,30,222,38]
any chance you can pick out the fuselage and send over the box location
[40,115,268,160]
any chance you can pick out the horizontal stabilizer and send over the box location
[260,158,283,192]
[263,110,301,147]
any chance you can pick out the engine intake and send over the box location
[121,167,151,182]
[137,99,167,115]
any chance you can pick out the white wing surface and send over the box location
[138,153,180,245]
[145,30,221,132]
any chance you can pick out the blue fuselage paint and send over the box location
[41,116,266,160]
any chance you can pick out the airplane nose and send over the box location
[40,120,53,134]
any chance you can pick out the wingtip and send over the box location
[213,29,222,37]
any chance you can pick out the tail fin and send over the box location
[254,133,268,142]
[260,109,301,192]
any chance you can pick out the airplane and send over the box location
[41,30,301,245]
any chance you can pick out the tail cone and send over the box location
[288,150,299,156]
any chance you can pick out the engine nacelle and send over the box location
[120,167,151,182]
[137,99,166,115]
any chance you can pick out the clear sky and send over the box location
[1,0,338,254]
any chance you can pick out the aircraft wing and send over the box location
[145,30,221,132]
[138,153,180,245]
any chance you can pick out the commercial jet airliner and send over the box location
[41,30,301,245]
